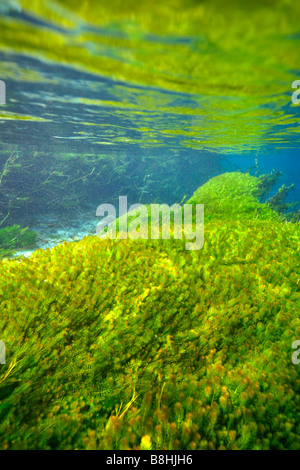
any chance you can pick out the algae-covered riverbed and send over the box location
[0,0,299,451]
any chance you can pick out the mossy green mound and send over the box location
[0,172,299,450]
[187,171,280,222]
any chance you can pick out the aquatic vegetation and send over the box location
[188,171,299,222]
[187,171,280,222]
[0,224,37,258]
[0,147,221,223]
[265,184,298,218]
[0,171,299,450]
[0,0,299,452]
[98,169,297,242]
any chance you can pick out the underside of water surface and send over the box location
[0,0,299,451]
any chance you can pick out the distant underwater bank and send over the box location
[0,171,299,450]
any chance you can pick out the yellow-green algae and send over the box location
[0,171,299,450]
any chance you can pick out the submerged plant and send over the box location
[0,224,37,258]
[0,172,299,450]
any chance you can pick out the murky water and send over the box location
[0,0,299,254]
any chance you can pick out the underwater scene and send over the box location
[0,0,299,452]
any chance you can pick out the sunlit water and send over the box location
[0,0,299,255]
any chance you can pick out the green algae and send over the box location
[0,171,299,450]
[0,224,37,258]
[98,171,297,241]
